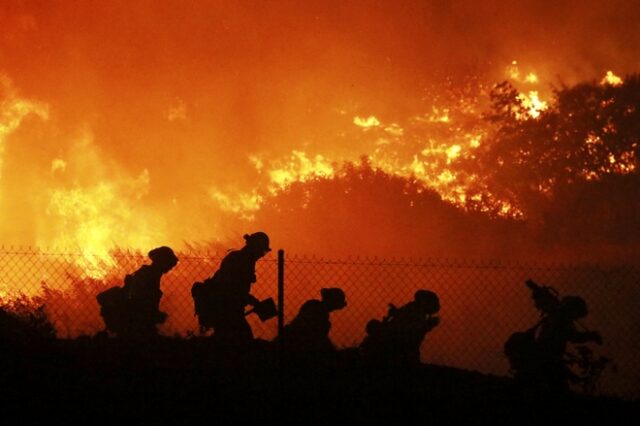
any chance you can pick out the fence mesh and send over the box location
[1,247,638,400]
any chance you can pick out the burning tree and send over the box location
[465,74,640,248]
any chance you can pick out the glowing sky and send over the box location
[1,0,639,253]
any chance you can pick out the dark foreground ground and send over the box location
[1,336,638,425]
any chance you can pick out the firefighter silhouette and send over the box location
[198,232,272,346]
[97,246,178,339]
[360,289,440,367]
[278,287,347,365]
[504,280,603,395]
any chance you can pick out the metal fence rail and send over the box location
[1,247,638,400]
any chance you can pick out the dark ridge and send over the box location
[2,334,637,424]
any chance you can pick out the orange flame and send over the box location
[517,90,548,119]
[35,130,165,278]
[601,70,623,86]
[506,60,540,85]
[265,150,336,193]
[0,60,632,283]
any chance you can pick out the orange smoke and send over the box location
[0,1,639,283]
[0,63,632,280]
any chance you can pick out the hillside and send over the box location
[2,332,637,424]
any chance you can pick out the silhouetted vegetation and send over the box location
[0,294,56,341]
[3,273,637,424]
[245,76,640,263]
[465,76,640,248]
[252,159,529,258]
[481,76,640,191]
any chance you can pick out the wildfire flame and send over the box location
[266,151,336,192]
[0,63,635,280]
[205,61,594,222]
[34,129,165,278]
[506,60,540,85]
[601,70,623,86]
[0,3,638,370]
[517,91,548,119]
[353,116,381,128]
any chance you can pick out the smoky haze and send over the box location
[1,0,639,257]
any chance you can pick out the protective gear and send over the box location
[148,246,178,267]
[414,289,440,313]
[320,287,347,310]
[244,232,271,252]
[560,296,588,319]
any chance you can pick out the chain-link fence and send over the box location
[1,247,638,400]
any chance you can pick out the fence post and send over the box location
[276,249,285,377]
[277,249,285,342]
[275,249,285,409]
